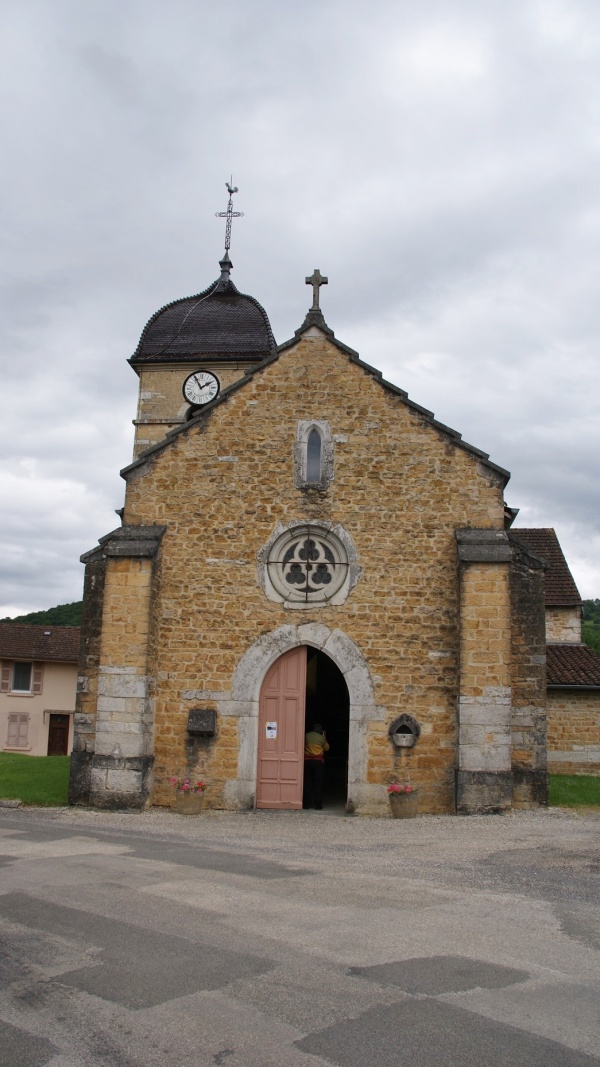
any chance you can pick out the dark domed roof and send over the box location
[130,256,276,365]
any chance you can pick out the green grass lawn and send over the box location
[549,773,600,808]
[0,756,597,811]
[0,752,70,806]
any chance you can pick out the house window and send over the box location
[7,712,29,748]
[12,662,32,693]
[0,661,43,695]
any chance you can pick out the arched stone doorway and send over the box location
[256,646,350,810]
[225,624,378,813]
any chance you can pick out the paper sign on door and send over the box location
[266,721,277,739]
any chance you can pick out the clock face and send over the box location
[183,370,220,406]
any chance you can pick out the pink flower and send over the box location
[169,777,178,786]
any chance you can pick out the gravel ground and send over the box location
[1,803,599,1066]
[4,801,597,867]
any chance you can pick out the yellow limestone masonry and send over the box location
[110,333,508,814]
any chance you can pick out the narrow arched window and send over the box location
[306,428,322,482]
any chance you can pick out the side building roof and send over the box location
[547,643,600,688]
[510,528,581,607]
[0,623,80,663]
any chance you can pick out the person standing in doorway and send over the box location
[304,723,330,810]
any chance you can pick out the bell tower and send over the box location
[128,184,276,458]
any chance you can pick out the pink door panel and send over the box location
[257,647,307,809]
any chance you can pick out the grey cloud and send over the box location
[1,0,599,611]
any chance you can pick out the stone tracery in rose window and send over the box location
[266,526,349,605]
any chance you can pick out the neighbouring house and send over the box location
[0,624,80,756]
[511,529,600,776]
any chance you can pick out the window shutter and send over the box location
[7,713,18,745]
[32,664,43,695]
[18,715,29,746]
[0,662,10,693]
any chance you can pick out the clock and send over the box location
[182,370,220,406]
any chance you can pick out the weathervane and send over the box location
[215,178,244,254]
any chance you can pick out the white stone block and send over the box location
[90,767,106,792]
[218,699,257,719]
[237,714,258,782]
[99,665,138,675]
[459,743,511,772]
[297,623,330,648]
[348,720,369,783]
[105,769,143,793]
[324,629,367,674]
[349,703,385,722]
[483,686,511,701]
[459,724,488,746]
[97,696,127,715]
[99,674,148,699]
[459,699,512,728]
[343,665,376,706]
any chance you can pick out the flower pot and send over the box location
[388,790,418,819]
[175,791,205,815]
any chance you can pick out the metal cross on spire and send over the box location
[305,269,328,310]
[215,178,244,254]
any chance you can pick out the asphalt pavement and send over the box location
[0,804,599,1067]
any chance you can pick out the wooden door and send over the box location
[47,714,69,756]
[256,647,307,809]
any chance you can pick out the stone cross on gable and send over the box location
[305,269,328,311]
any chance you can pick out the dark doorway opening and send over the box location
[304,648,349,809]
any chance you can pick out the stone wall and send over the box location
[69,552,106,804]
[456,533,513,814]
[118,332,507,815]
[547,690,600,774]
[69,527,164,809]
[509,541,548,807]
[133,362,254,457]
[545,607,582,643]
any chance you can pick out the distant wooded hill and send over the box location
[582,599,600,654]
[1,601,83,626]
[3,598,600,653]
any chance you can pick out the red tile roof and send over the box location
[547,644,600,687]
[511,529,581,606]
[0,623,80,663]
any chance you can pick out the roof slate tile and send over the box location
[547,643,600,687]
[0,623,80,663]
[511,528,581,606]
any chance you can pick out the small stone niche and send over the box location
[187,709,217,737]
[388,714,420,749]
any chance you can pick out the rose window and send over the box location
[266,525,349,605]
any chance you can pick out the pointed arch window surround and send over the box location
[294,420,334,490]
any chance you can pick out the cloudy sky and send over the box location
[1,0,599,615]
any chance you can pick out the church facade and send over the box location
[70,252,554,817]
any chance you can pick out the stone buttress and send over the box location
[69,526,165,809]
